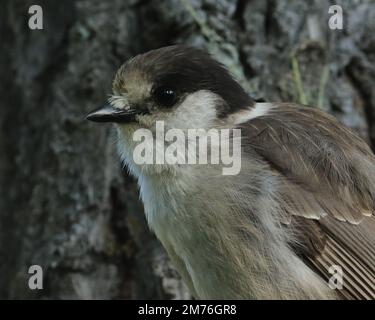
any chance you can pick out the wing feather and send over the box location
[241,103,375,299]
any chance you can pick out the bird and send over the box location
[86,45,375,299]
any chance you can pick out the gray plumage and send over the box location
[87,45,375,299]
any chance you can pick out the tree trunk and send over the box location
[0,0,374,299]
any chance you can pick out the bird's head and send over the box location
[87,45,252,177]
[87,45,253,132]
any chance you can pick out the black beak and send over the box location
[86,103,141,123]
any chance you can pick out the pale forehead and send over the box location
[112,47,184,102]
[112,63,153,104]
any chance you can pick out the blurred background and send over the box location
[0,0,374,299]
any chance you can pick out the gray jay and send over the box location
[87,45,375,299]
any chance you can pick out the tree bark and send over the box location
[0,0,374,299]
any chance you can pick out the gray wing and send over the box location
[241,103,375,299]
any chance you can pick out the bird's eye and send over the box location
[154,86,177,108]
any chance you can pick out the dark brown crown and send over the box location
[117,45,254,117]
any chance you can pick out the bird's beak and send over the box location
[86,103,141,123]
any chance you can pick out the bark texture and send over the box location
[0,0,374,299]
